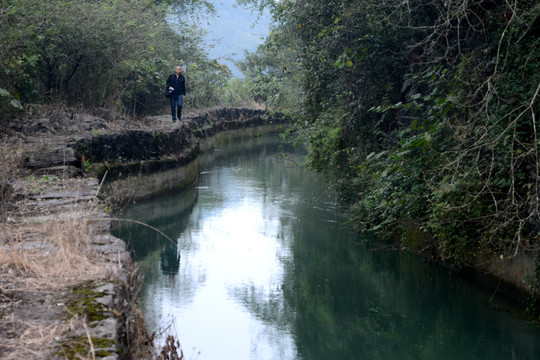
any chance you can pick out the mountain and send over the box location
[200,0,271,77]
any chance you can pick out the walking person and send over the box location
[166,65,186,122]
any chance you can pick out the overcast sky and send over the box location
[200,0,271,77]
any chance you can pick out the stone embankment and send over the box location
[29,107,289,203]
[0,107,289,359]
[1,178,134,359]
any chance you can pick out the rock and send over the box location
[92,107,122,122]
[94,283,115,296]
[29,190,96,200]
[25,147,78,169]
[36,165,81,178]
[30,118,57,134]
[0,177,13,203]
[90,234,130,265]
[14,241,57,253]
[95,284,115,308]
[75,114,107,131]
[87,216,112,235]
[5,118,24,133]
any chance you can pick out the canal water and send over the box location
[113,135,540,360]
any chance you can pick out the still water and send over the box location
[113,135,540,360]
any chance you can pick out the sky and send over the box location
[198,0,272,77]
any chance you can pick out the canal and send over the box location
[113,135,540,359]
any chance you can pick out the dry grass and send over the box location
[0,208,113,359]
[0,139,33,221]
[155,335,184,360]
[0,140,26,178]
[0,212,110,291]
[0,126,112,358]
[0,316,65,360]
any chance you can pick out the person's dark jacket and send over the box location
[166,73,186,96]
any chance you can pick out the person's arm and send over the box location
[166,75,173,90]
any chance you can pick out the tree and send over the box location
[244,0,540,266]
[0,0,232,119]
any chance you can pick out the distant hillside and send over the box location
[200,0,271,77]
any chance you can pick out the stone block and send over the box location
[36,165,81,178]
[26,147,78,169]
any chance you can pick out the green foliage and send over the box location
[220,78,255,107]
[60,336,116,359]
[184,58,232,108]
[252,0,540,267]
[82,159,93,174]
[236,29,304,110]
[0,87,23,122]
[0,0,232,121]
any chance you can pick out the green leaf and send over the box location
[10,99,23,109]
[373,151,386,160]
[411,119,419,131]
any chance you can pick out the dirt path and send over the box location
[0,108,169,359]
[0,175,135,359]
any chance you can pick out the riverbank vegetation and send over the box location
[0,0,247,122]
[238,0,539,276]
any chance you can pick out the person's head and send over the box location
[175,65,182,75]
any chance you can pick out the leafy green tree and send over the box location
[236,30,303,110]
[0,0,232,119]
[243,0,540,266]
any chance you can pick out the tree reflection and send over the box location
[160,242,180,276]
[113,184,199,264]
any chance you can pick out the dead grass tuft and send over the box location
[0,315,67,360]
[155,335,184,360]
[0,138,32,177]
[0,209,113,359]
[0,211,109,292]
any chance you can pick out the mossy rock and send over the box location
[65,281,111,326]
[59,335,117,359]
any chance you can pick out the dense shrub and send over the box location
[242,0,540,265]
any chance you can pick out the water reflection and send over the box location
[114,183,198,262]
[114,135,540,360]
